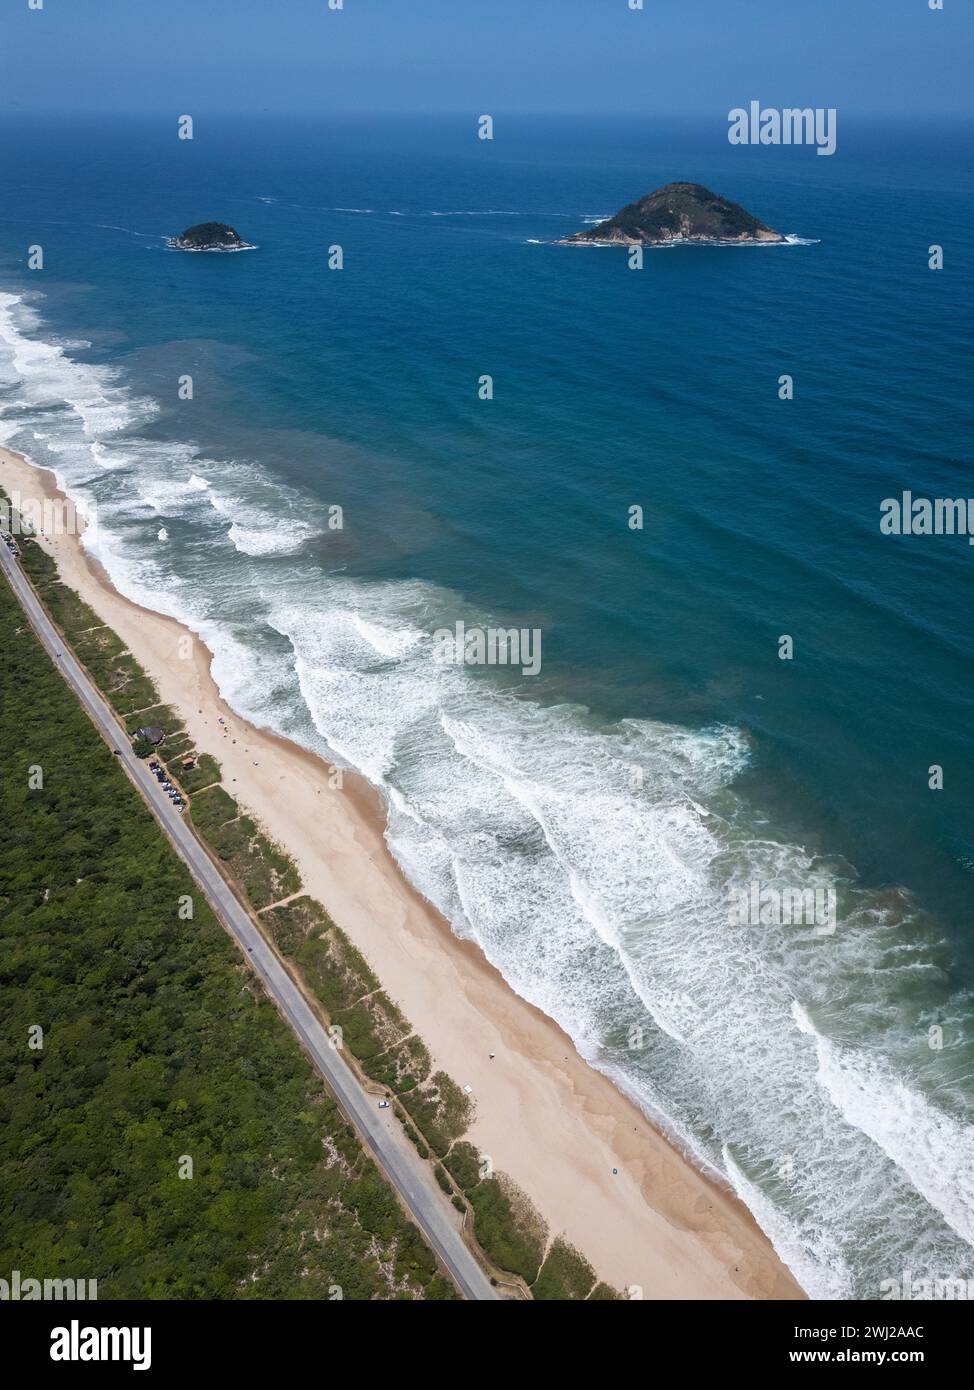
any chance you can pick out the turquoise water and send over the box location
[2,114,973,1296]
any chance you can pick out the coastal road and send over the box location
[0,542,500,1303]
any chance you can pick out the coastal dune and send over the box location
[1,443,802,1300]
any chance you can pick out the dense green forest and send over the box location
[0,572,453,1299]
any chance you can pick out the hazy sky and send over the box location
[1,0,970,116]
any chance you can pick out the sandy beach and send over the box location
[2,443,803,1300]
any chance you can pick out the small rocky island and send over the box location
[561,182,785,246]
[167,222,256,252]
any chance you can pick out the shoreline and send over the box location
[552,236,793,247]
[1,443,804,1300]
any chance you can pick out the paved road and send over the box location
[1,542,499,1302]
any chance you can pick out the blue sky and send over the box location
[1,0,970,115]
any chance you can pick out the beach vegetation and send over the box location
[401,1124,430,1161]
[190,787,300,908]
[124,705,180,737]
[443,1140,483,1191]
[467,1174,548,1284]
[264,894,328,957]
[533,1235,598,1300]
[16,533,58,585]
[264,901,385,1023]
[334,991,410,1061]
[229,819,299,908]
[29,580,103,637]
[400,1070,472,1158]
[107,673,159,717]
[167,752,221,794]
[189,783,238,830]
[73,625,127,664]
[362,1033,431,1093]
[160,732,194,760]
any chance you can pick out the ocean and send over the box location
[2,112,973,1298]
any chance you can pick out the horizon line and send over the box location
[4,107,974,120]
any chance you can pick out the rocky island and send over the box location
[561,182,785,246]
[167,222,256,252]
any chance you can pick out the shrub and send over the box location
[443,1140,483,1192]
[400,1070,472,1158]
[468,1174,547,1284]
[533,1236,597,1301]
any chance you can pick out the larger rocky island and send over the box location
[167,222,256,252]
[561,182,785,246]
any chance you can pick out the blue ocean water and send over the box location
[2,114,973,1297]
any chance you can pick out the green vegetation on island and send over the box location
[168,222,254,252]
[565,181,784,246]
